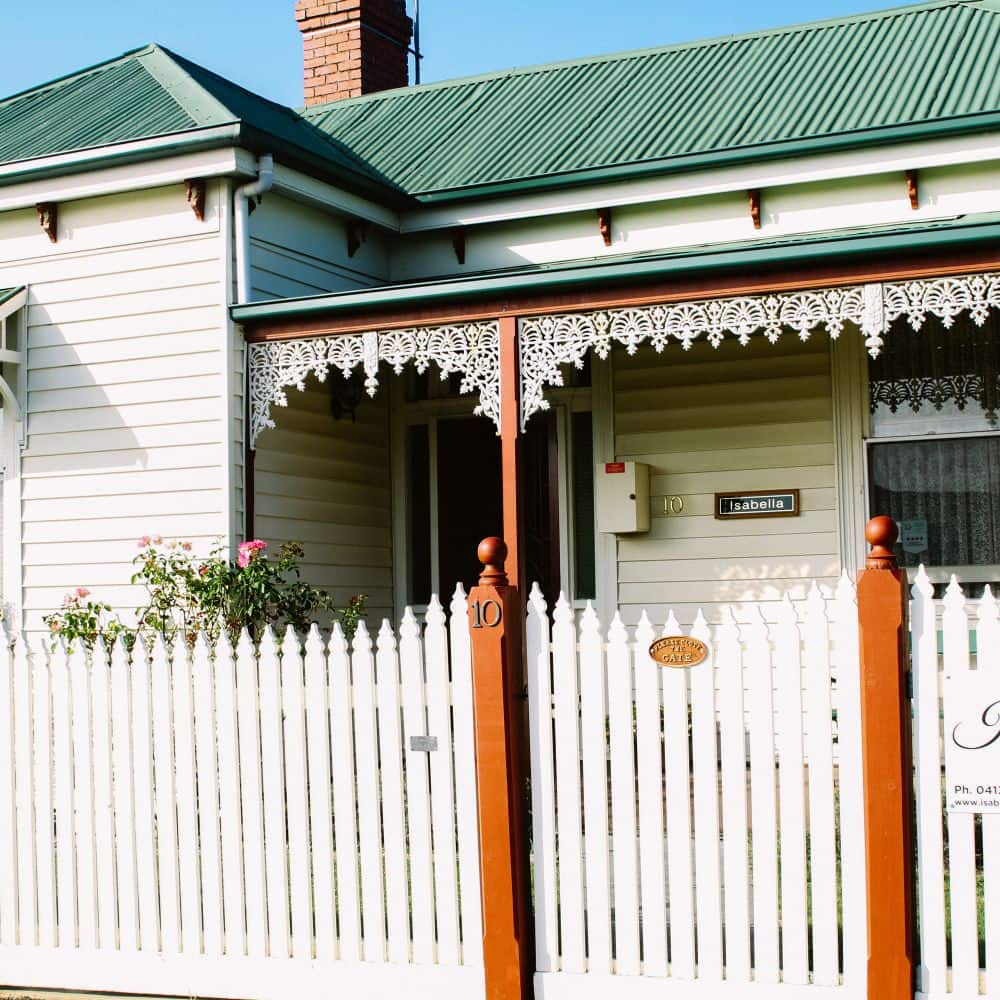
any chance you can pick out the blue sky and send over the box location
[5,0,917,106]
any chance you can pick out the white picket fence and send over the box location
[526,578,869,999]
[0,594,483,1000]
[912,571,999,1000]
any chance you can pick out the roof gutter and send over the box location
[231,215,1000,326]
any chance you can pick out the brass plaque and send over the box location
[649,636,709,668]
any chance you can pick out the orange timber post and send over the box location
[498,314,523,590]
[468,537,532,1000]
[857,515,916,1000]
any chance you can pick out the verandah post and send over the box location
[468,536,532,1000]
[498,315,523,592]
[857,515,916,1000]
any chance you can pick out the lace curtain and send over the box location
[870,312,1000,436]
[868,437,1000,569]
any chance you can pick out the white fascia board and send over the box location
[270,163,400,231]
[399,130,1000,233]
[0,144,251,215]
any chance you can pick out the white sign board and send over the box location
[944,669,1000,812]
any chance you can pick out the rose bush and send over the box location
[43,537,366,650]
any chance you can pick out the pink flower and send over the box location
[181,542,192,552]
[138,535,151,548]
[199,564,209,577]
[49,621,60,632]
[75,587,90,599]
[153,535,163,545]
[237,539,267,569]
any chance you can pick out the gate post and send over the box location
[468,536,532,1000]
[857,516,916,1000]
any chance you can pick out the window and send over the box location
[867,312,1000,585]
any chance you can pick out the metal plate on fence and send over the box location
[648,636,708,668]
[410,735,439,752]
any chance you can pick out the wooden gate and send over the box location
[525,582,869,999]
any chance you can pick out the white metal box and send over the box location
[595,461,650,534]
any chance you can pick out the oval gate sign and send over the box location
[649,636,709,668]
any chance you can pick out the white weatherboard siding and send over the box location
[0,182,232,632]
[249,192,388,300]
[612,333,839,625]
[252,377,394,626]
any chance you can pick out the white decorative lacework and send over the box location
[518,271,1000,429]
[248,321,499,446]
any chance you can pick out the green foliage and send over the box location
[43,537,367,651]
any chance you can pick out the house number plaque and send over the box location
[471,599,503,628]
[649,636,709,668]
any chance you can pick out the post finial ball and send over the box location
[477,537,509,586]
[866,515,899,550]
[478,536,507,568]
[865,515,899,570]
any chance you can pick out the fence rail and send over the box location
[0,594,483,1000]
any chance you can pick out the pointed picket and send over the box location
[943,578,979,998]
[329,623,362,961]
[661,610,695,980]
[12,632,37,947]
[172,639,202,956]
[280,627,312,961]
[634,611,668,977]
[151,634,180,954]
[192,633,224,957]
[401,607,435,964]
[717,606,750,982]
[212,631,247,957]
[236,629,267,958]
[425,596,461,966]
[911,567,947,998]
[832,572,867,990]
[803,584,838,985]
[449,585,482,967]
[979,587,1000,995]
[526,583,558,971]
[303,625,336,963]
[375,619,409,963]
[259,628,290,959]
[552,594,586,971]
[130,636,158,953]
[689,610,722,981]
[351,621,386,963]
[69,642,97,951]
[89,638,116,951]
[579,603,612,975]
[773,596,807,984]
[606,612,640,976]
[745,605,779,982]
[110,636,138,952]
[32,636,56,950]
[50,640,76,949]
[0,625,18,948]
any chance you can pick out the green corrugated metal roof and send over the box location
[302,0,1000,200]
[0,44,395,197]
[3,1,1000,204]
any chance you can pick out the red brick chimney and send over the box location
[295,0,413,105]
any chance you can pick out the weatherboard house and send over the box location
[0,0,999,634]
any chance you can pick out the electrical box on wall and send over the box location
[596,461,650,534]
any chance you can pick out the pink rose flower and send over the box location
[153,535,163,545]
[199,564,209,577]
[181,542,192,552]
[138,535,151,548]
[237,539,267,569]
[75,587,90,599]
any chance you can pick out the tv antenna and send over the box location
[412,0,423,84]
